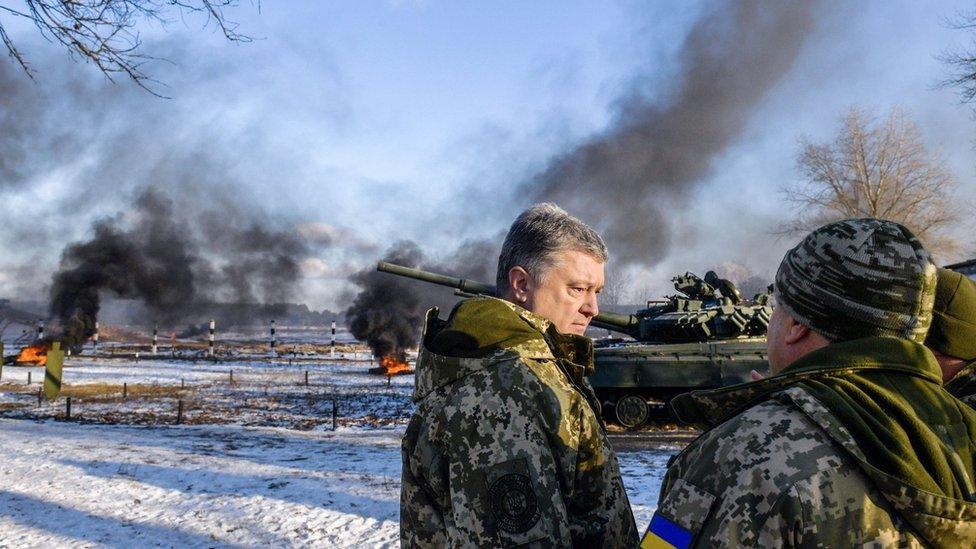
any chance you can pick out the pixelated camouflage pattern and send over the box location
[655,478,714,534]
[774,218,936,342]
[401,298,638,548]
[662,348,976,547]
[946,360,976,409]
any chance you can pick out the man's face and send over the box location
[518,250,604,336]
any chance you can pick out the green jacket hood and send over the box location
[411,297,594,402]
[671,337,976,545]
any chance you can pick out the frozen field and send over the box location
[0,356,675,548]
[0,356,413,429]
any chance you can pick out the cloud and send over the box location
[300,258,336,279]
[296,222,378,252]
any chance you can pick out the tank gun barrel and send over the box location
[377,261,496,295]
[376,261,640,337]
[589,312,641,335]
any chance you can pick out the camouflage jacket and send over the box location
[400,297,638,548]
[946,359,976,408]
[653,338,976,548]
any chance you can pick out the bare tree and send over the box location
[783,107,960,258]
[599,262,633,312]
[0,1,251,92]
[940,10,976,104]
[632,284,667,309]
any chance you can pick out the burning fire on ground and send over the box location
[369,355,413,376]
[16,342,51,366]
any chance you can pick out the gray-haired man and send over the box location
[400,203,638,547]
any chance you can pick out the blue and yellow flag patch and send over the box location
[640,512,693,549]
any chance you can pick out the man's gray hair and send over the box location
[496,203,608,293]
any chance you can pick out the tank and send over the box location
[375,262,772,428]
[588,271,772,427]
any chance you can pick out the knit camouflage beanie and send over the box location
[925,267,976,360]
[774,218,936,342]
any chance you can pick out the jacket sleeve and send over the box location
[401,413,449,549]
[438,365,573,547]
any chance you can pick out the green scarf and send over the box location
[784,338,976,501]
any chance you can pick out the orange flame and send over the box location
[16,342,51,365]
[369,355,412,376]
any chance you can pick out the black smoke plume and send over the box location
[524,1,819,264]
[346,242,425,359]
[0,48,323,349]
[49,188,309,348]
[346,239,497,358]
[346,2,821,354]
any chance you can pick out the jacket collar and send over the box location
[412,298,595,401]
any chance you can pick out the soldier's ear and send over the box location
[784,315,810,345]
[508,267,532,303]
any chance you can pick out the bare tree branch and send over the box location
[939,9,976,103]
[781,106,960,259]
[0,0,254,94]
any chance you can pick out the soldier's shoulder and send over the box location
[433,355,556,412]
[662,396,881,546]
[700,396,826,447]
[671,396,851,489]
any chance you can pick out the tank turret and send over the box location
[591,271,771,342]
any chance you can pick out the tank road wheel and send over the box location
[615,394,649,428]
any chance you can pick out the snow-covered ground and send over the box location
[0,357,676,547]
[0,421,670,548]
[0,421,405,547]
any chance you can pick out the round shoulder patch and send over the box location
[487,473,541,533]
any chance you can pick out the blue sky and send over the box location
[1,1,974,310]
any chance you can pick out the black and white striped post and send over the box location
[270,320,277,358]
[330,320,336,359]
[208,319,215,358]
[36,320,44,341]
[151,323,158,355]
